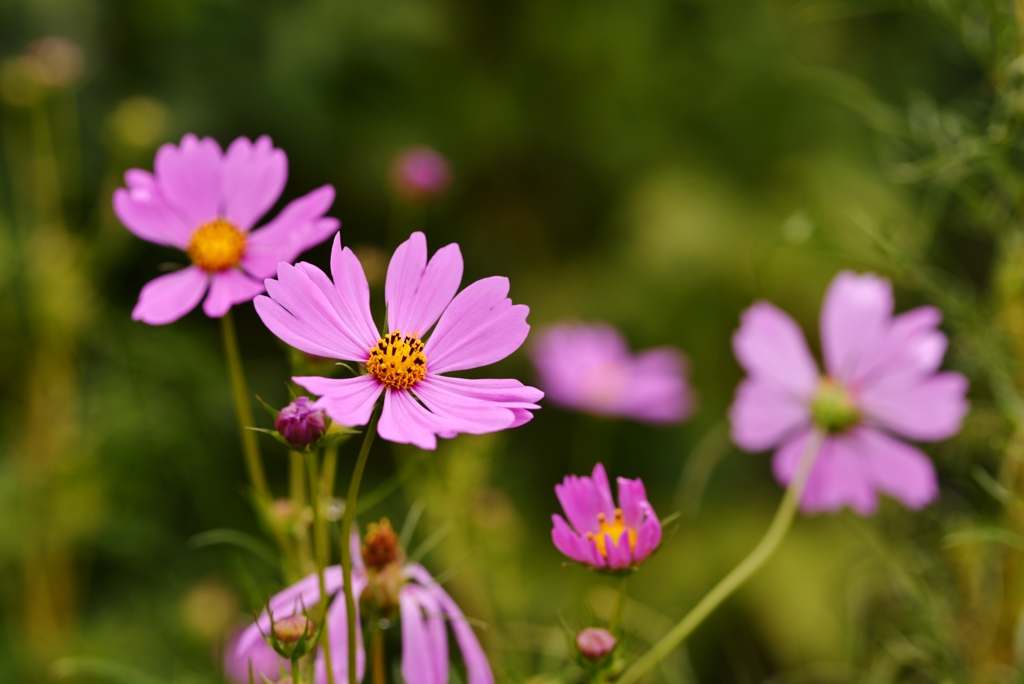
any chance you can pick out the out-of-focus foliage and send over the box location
[2,0,1023,682]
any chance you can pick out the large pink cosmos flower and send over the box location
[231,548,494,684]
[551,463,662,570]
[254,231,543,450]
[532,322,693,424]
[730,271,969,515]
[113,134,339,325]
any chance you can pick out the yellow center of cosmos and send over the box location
[187,218,246,272]
[586,508,637,558]
[367,331,427,390]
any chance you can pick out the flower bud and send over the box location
[273,615,314,644]
[576,627,616,661]
[390,146,451,202]
[275,397,327,448]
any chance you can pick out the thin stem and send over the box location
[371,624,386,684]
[221,311,270,503]
[616,430,825,684]
[341,406,381,684]
[609,577,628,635]
[307,450,336,684]
[291,656,299,684]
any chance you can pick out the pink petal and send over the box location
[859,372,969,441]
[552,514,596,565]
[242,186,339,279]
[733,302,819,397]
[113,171,193,248]
[131,266,210,325]
[258,260,376,360]
[154,133,223,226]
[377,388,458,450]
[423,277,530,374]
[400,588,441,684]
[859,428,938,509]
[605,532,633,570]
[856,306,946,388]
[614,348,693,423]
[798,434,878,516]
[315,573,368,684]
[532,323,630,408]
[632,510,662,563]
[415,586,450,684]
[408,566,494,684]
[554,464,616,536]
[295,374,383,427]
[616,477,648,531]
[770,428,815,485]
[412,376,540,436]
[223,626,286,683]
[202,269,265,318]
[385,232,464,337]
[730,378,812,452]
[820,271,893,384]
[222,135,288,230]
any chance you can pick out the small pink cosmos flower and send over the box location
[390,146,451,202]
[551,463,662,570]
[730,271,970,515]
[113,134,339,325]
[232,530,494,684]
[254,231,543,450]
[532,323,693,424]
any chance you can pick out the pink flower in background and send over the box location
[113,134,339,324]
[551,463,662,570]
[255,231,542,450]
[224,625,286,683]
[233,535,494,684]
[730,271,969,515]
[390,146,451,202]
[532,323,693,424]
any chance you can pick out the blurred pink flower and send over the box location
[390,146,451,202]
[531,323,693,424]
[730,271,969,515]
[224,624,286,683]
[255,231,543,450]
[113,134,338,324]
[233,558,494,684]
[551,463,662,570]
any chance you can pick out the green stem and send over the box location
[616,430,825,684]
[307,450,335,684]
[371,625,386,684]
[221,311,270,503]
[609,577,628,635]
[291,656,299,684]
[341,406,381,684]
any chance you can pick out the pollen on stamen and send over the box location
[366,330,427,390]
[187,218,246,272]
[585,508,637,558]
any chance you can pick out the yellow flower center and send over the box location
[586,508,636,558]
[187,218,246,272]
[367,331,427,390]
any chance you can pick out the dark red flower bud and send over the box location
[275,397,327,448]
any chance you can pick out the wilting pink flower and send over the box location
[730,271,969,515]
[232,544,494,684]
[255,231,542,450]
[224,625,286,683]
[532,323,693,424]
[551,463,662,570]
[114,134,338,325]
[276,396,328,448]
[390,146,451,202]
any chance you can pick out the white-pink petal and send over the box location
[820,271,893,385]
[154,134,223,226]
[732,302,819,398]
[222,135,287,230]
[730,378,812,452]
[242,186,339,279]
[297,375,383,428]
[202,269,266,318]
[386,232,464,337]
[131,266,210,325]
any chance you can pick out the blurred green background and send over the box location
[0,0,1009,682]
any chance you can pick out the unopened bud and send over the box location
[273,615,314,644]
[275,397,328,448]
[390,146,451,202]
[576,628,616,661]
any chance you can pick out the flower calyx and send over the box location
[265,608,321,660]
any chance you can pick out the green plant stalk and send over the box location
[291,656,299,684]
[221,311,270,503]
[341,406,381,684]
[609,577,628,635]
[371,625,386,684]
[616,430,825,684]
[307,450,336,684]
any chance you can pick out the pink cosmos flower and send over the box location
[113,134,339,325]
[232,549,494,684]
[730,271,969,515]
[551,463,662,570]
[390,146,451,202]
[532,323,693,424]
[254,231,543,450]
